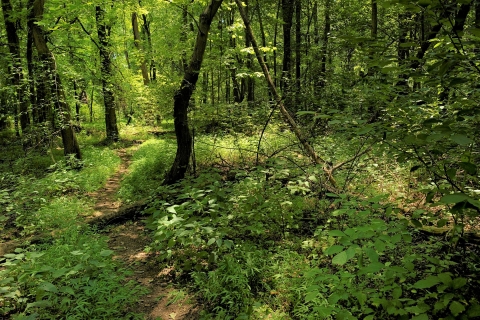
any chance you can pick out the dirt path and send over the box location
[89,147,199,320]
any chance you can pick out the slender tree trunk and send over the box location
[273,1,281,87]
[96,5,119,142]
[367,0,378,76]
[2,0,30,135]
[140,8,156,81]
[244,0,254,106]
[132,12,150,85]
[295,0,301,95]
[318,0,330,89]
[26,0,38,124]
[31,0,81,159]
[74,80,81,123]
[164,0,224,185]
[281,0,294,106]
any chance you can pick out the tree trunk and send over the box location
[295,0,301,95]
[163,0,224,185]
[74,80,81,123]
[26,0,38,124]
[318,0,330,89]
[140,8,156,81]
[2,0,30,135]
[281,0,294,108]
[96,5,119,142]
[31,0,81,159]
[132,12,150,85]
[273,1,281,87]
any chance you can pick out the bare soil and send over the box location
[89,147,200,320]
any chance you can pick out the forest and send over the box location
[0,0,479,319]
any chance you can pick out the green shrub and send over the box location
[0,228,144,319]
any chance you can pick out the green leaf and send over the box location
[451,134,473,146]
[329,230,346,237]
[438,273,452,285]
[359,262,384,274]
[449,301,465,316]
[411,219,423,228]
[392,286,402,299]
[411,314,429,320]
[297,111,316,116]
[207,238,215,246]
[332,251,348,265]
[440,193,469,204]
[38,282,58,293]
[459,162,477,175]
[467,304,480,317]
[452,277,467,289]
[325,245,344,256]
[305,291,317,302]
[100,250,113,257]
[413,276,440,289]
[60,286,75,295]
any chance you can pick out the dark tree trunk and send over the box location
[295,0,301,95]
[2,0,30,135]
[164,0,224,185]
[281,0,294,105]
[273,1,281,88]
[318,0,330,89]
[244,0,254,106]
[132,12,150,85]
[141,9,156,81]
[26,0,38,124]
[96,5,119,142]
[31,0,81,159]
[74,80,81,123]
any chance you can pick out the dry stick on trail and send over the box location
[235,0,338,186]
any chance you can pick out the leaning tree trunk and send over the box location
[163,0,224,185]
[2,0,30,136]
[234,0,338,187]
[31,0,81,159]
[96,5,119,142]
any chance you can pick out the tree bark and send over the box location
[26,0,38,124]
[295,0,301,95]
[132,12,150,85]
[163,0,224,185]
[281,0,294,106]
[96,5,119,142]
[318,0,330,89]
[2,0,30,135]
[31,0,81,159]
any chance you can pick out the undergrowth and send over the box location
[146,162,480,319]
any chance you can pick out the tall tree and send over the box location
[318,0,330,89]
[1,0,30,136]
[132,11,150,85]
[281,0,294,109]
[31,0,81,159]
[164,0,224,185]
[96,4,119,142]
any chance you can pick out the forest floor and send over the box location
[88,147,199,320]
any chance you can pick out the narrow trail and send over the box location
[88,146,199,320]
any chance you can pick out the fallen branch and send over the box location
[86,199,149,228]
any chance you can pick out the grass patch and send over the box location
[0,228,145,319]
[119,139,176,201]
